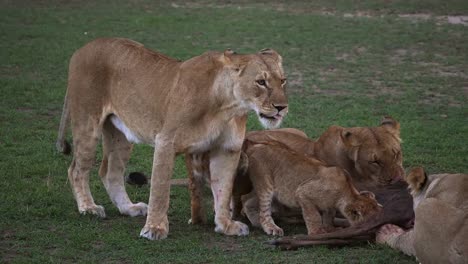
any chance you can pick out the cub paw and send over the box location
[376,224,405,245]
[139,220,169,240]
[215,220,249,236]
[121,202,148,217]
[79,205,106,218]
[263,223,284,236]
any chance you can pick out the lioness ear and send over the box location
[221,49,235,64]
[406,167,427,193]
[380,116,400,134]
[221,49,245,75]
[359,190,376,200]
[259,48,283,65]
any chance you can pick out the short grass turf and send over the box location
[1,0,467,263]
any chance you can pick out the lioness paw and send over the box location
[376,224,405,245]
[121,202,148,217]
[79,205,106,218]
[139,221,169,240]
[215,220,249,236]
[263,223,284,236]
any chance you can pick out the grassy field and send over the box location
[1,0,467,263]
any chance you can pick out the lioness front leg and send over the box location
[376,224,416,257]
[209,149,249,236]
[140,136,175,240]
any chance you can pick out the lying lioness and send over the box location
[377,167,468,263]
[56,38,288,240]
[246,141,381,236]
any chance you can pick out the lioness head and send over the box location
[345,191,382,224]
[221,49,288,129]
[341,116,405,186]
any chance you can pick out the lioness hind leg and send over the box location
[68,119,105,218]
[100,118,147,217]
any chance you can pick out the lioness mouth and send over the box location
[260,113,282,120]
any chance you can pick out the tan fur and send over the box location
[377,167,468,264]
[185,118,403,225]
[56,38,288,240]
[246,142,381,236]
[246,116,404,189]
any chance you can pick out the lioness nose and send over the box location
[273,104,287,112]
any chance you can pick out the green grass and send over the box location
[1,0,467,263]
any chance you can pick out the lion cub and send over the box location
[246,142,382,236]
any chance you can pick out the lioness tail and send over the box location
[56,90,72,155]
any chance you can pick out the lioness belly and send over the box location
[110,115,143,144]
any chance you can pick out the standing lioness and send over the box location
[56,38,288,240]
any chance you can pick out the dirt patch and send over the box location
[463,87,468,98]
[389,48,423,65]
[446,16,468,25]
[1,230,19,263]
[16,107,34,113]
[420,91,461,107]
[286,69,304,94]
[432,66,468,79]
[398,13,432,21]
[343,11,374,18]
[367,81,403,98]
[0,65,21,78]
[204,237,244,252]
[399,14,468,26]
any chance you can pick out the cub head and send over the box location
[344,191,382,224]
[340,116,405,186]
[221,49,288,129]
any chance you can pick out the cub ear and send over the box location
[380,116,400,134]
[340,129,361,147]
[344,204,362,220]
[359,190,376,200]
[406,167,427,193]
[259,48,283,65]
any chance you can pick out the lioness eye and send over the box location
[281,79,286,85]
[256,79,266,86]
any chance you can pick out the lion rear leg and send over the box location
[99,118,147,217]
[68,121,105,218]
